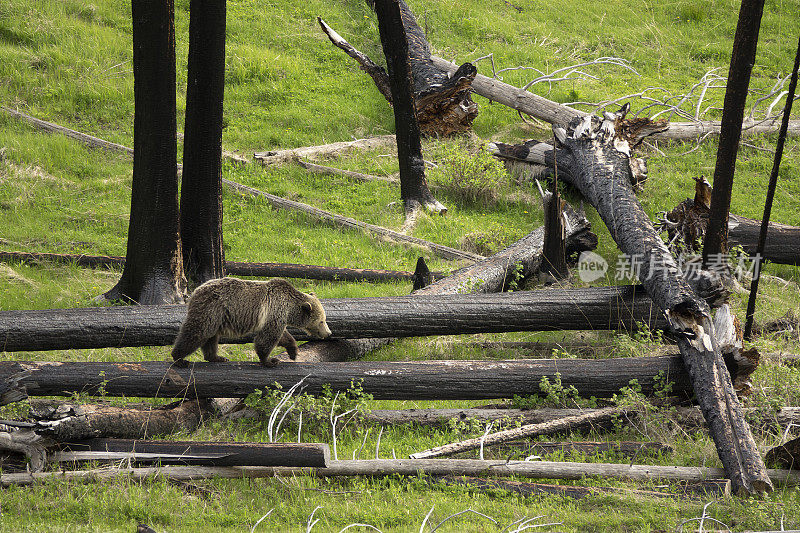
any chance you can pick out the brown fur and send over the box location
[171,277,331,366]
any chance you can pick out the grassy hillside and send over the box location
[2,0,800,531]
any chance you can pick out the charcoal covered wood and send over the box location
[552,105,771,495]
[663,177,800,266]
[320,1,478,136]
[765,435,800,470]
[0,286,665,353]
[0,353,757,402]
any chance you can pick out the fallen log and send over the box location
[365,406,800,433]
[2,106,249,165]
[553,106,772,494]
[291,197,596,362]
[296,159,398,184]
[0,354,751,402]
[0,286,665,352]
[409,407,627,459]
[429,56,800,139]
[663,177,800,266]
[56,439,329,468]
[3,459,798,488]
[253,135,396,166]
[29,400,212,442]
[223,178,480,262]
[765,435,800,469]
[0,250,441,284]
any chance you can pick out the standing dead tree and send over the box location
[551,106,772,495]
[319,1,477,137]
[374,0,446,217]
[702,0,765,265]
[104,0,186,305]
[179,0,227,286]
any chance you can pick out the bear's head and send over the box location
[299,294,332,339]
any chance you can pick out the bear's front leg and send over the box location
[253,329,281,367]
[278,328,299,360]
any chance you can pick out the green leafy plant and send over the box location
[428,145,508,204]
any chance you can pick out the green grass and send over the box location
[2,0,800,530]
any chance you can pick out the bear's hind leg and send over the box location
[253,329,281,367]
[201,335,228,363]
[171,325,207,365]
[278,328,298,360]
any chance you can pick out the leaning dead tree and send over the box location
[552,106,772,495]
[0,354,757,403]
[320,0,477,136]
[0,286,663,352]
[374,0,446,216]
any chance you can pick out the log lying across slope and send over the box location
[0,251,437,284]
[551,106,772,495]
[0,354,752,402]
[429,56,800,139]
[0,286,663,352]
[291,199,597,361]
[663,177,800,266]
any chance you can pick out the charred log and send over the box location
[0,286,664,353]
[0,354,753,402]
[553,105,771,495]
[662,177,800,266]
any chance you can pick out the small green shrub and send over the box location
[428,144,508,204]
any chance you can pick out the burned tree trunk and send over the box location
[0,286,663,353]
[320,2,477,136]
[179,0,226,286]
[0,355,753,402]
[104,0,186,305]
[702,0,765,264]
[662,177,800,266]
[553,106,772,495]
[374,0,445,216]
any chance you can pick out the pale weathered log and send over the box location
[222,178,479,262]
[553,106,772,495]
[409,407,626,459]
[56,439,329,467]
[296,159,398,184]
[0,286,663,352]
[0,353,755,402]
[0,250,437,284]
[254,136,396,166]
[429,57,800,139]
[3,459,798,488]
[366,406,800,434]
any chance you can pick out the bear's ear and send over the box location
[301,301,313,314]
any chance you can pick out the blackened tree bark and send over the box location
[374,0,445,216]
[553,107,772,496]
[104,0,186,304]
[320,1,477,136]
[180,0,227,287]
[702,0,765,264]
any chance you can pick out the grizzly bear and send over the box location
[171,277,331,366]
